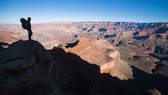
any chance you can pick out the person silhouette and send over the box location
[20,17,33,40]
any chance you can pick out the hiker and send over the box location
[20,17,33,40]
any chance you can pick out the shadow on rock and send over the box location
[0,40,168,95]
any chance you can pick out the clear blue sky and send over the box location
[0,0,168,23]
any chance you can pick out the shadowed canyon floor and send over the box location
[0,22,168,95]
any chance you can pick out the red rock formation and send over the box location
[0,31,20,44]
[64,36,133,80]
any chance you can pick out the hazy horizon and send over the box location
[1,21,168,24]
[0,0,168,24]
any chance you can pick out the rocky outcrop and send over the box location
[0,40,55,95]
[64,36,162,80]
[0,40,167,95]
[64,36,133,80]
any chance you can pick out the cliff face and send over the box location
[0,40,167,95]
[64,36,133,80]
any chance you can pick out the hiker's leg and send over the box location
[28,29,33,40]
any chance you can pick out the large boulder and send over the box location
[0,40,55,95]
